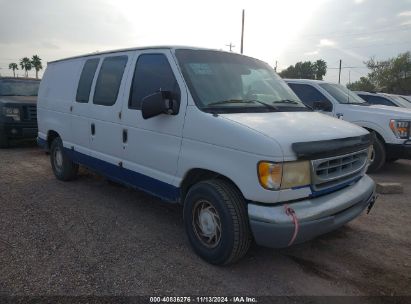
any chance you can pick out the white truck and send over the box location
[286,79,411,172]
[37,47,377,264]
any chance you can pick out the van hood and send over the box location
[220,111,368,159]
[345,103,411,118]
[0,96,37,104]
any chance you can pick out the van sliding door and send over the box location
[88,52,135,170]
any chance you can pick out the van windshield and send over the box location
[0,79,40,96]
[175,49,307,113]
[319,83,366,105]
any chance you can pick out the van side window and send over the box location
[129,54,180,110]
[288,83,331,110]
[76,58,99,103]
[93,56,128,106]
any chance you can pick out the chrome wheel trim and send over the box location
[370,146,375,164]
[54,146,63,171]
[192,200,222,248]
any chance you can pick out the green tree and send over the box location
[8,63,18,77]
[279,60,327,80]
[366,51,411,94]
[346,77,376,92]
[19,57,32,77]
[31,55,43,79]
[313,59,327,80]
[279,65,298,78]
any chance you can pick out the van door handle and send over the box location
[91,123,95,135]
[122,129,128,143]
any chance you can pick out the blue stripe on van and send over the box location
[309,175,363,198]
[37,137,47,150]
[64,148,180,203]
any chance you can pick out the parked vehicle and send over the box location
[38,47,377,264]
[286,79,411,172]
[355,91,411,109]
[0,77,40,147]
[400,95,411,103]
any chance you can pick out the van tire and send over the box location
[183,179,251,265]
[50,137,78,181]
[367,136,385,173]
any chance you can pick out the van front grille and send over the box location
[311,149,368,191]
[23,105,37,121]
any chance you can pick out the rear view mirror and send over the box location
[313,100,332,112]
[141,91,180,119]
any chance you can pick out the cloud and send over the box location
[354,0,366,4]
[398,10,411,17]
[40,41,60,50]
[304,50,320,56]
[401,19,411,25]
[318,39,336,47]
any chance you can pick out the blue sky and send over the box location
[0,0,410,84]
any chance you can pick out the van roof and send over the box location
[48,45,225,64]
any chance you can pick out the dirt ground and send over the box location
[0,143,410,298]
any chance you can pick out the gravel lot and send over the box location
[0,143,410,297]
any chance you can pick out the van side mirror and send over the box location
[313,100,332,112]
[141,91,180,119]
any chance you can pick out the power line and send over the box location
[225,42,235,52]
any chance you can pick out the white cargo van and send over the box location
[38,47,377,264]
[286,79,411,172]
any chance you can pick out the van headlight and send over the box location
[3,107,21,121]
[257,161,311,190]
[389,120,410,139]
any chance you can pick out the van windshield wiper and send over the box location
[272,99,301,105]
[207,99,279,111]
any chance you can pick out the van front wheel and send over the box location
[183,179,251,265]
[50,137,78,181]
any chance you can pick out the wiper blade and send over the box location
[207,99,248,105]
[272,99,300,104]
[208,99,279,111]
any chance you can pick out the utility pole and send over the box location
[348,70,351,85]
[275,61,278,72]
[226,43,235,52]
[338,59,342,84]
[240,9,245,54]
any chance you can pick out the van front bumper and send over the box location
[248,175,376,248]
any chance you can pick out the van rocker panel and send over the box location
[64,148,179,202]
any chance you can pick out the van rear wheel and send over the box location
[183,179,251,265]
[50,137,78,181]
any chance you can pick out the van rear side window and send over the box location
[93,56,128,106]
[76,58,99,103]
[129,54,180,110]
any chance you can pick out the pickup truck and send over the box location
[286,79,411,172]
[0,77,40,147]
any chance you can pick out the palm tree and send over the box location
[31,55,43,79]
[314,59,327,80]
[8,63,18,77]
[19,57,32,78]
